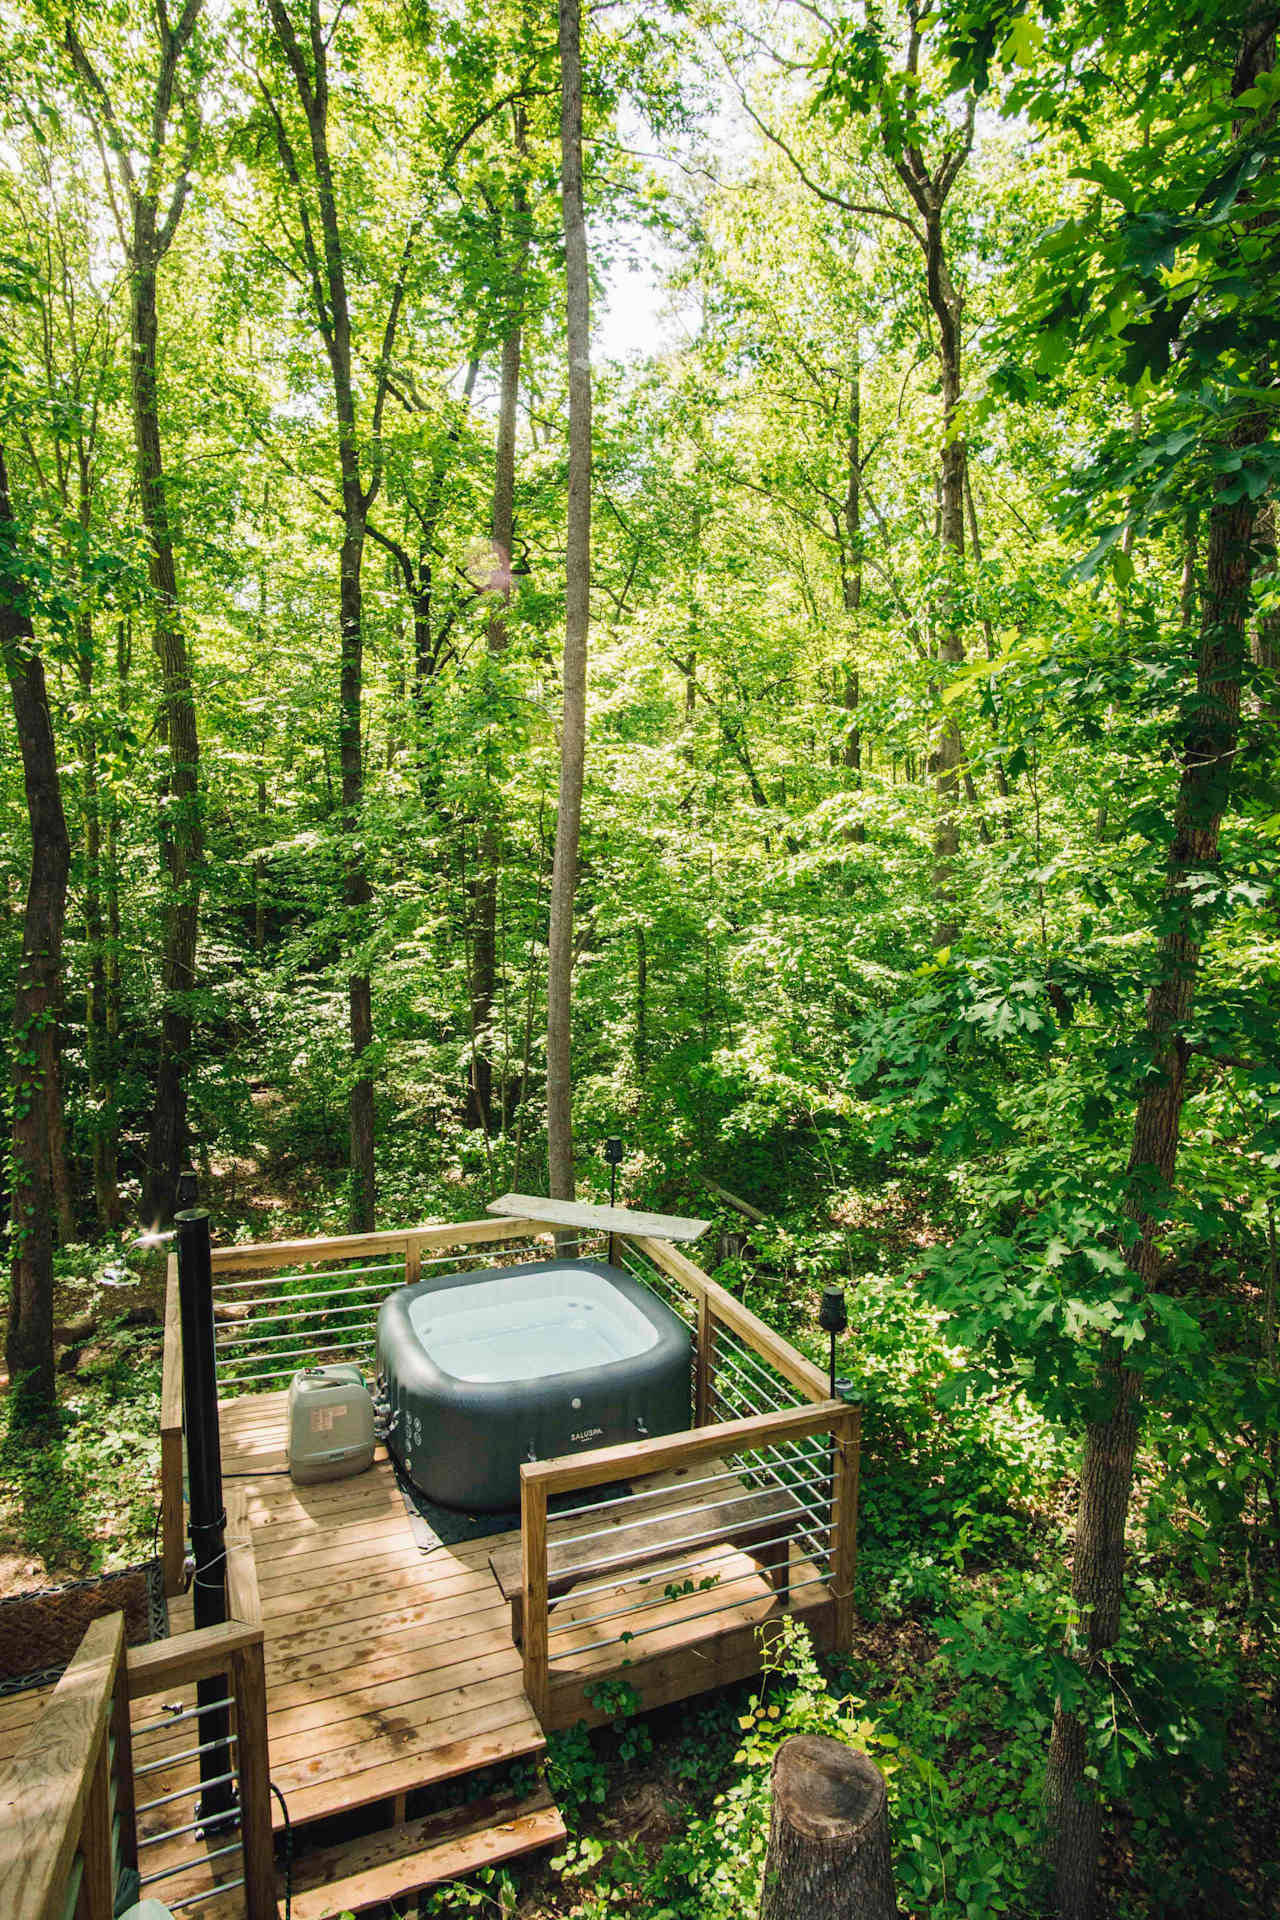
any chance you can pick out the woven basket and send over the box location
[0,1562,168,1698]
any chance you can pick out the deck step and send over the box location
[285,1786,566,1919]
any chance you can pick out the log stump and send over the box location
[760,1734,897,1920]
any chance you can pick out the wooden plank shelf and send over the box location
[487,1191,710,1242]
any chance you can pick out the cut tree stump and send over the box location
[760,1735,897,1920]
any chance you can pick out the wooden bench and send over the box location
[490,1466,805,1646]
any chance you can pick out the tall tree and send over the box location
[546,0,591,1200]
[260,0,408,1229]
[64,0,206,1223]
[1,444,71,1421]
[1000,9,1280,1912]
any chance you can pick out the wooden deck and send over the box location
[216,1390,546,1825]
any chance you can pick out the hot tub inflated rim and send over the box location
[377,1257,693,1512]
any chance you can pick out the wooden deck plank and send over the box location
[287,1787,565,1920]
[207,1403,547,1841]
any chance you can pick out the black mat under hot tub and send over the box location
[393,1461,631,1553]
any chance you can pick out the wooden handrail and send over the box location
[208,1213,546,1274]
[226,1485,262,1626]
[625,1235,830,1404]
[126,1620,264,1696]
[521,1400,846,1497]
[0,1613,126,1920]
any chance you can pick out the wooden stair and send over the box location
[284,1785,566,1919]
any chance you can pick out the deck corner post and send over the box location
[404,1233,422,1285]
[110,1631,138,1883]
[695,1293,714,1426]
[520,1468,550,1723]
[230,1636,277,1920]
[831,1402,861,1651]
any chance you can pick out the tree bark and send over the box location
[760,1735,897,1920]
[265,0,417,1229]
[546,0,591,1202]
[1045,479,1263,1918]
[133,239,202,1223]
[65,8,206,1224]
[471,147,529,1133]
[2,446,72,1421]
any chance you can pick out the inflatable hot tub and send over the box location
[376,1258,693,1511]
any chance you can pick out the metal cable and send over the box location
[132,1697,234,1738]
[133,1735,238,1779]
[138,1808,241,1850]
[547,1518,831,1621]
[169,1880,245,1914]
[549,1569,834,1660]
[136,1770,238,1814]
[212,1277,401,1309]
[548,1470,835,1564]
[215,1304,380,1348]
[140,1840,243,1886]
[211,1259,406,1292]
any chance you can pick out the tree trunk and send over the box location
[2,446,72,1422]
[634,921,648,1078]
[929,211,966,948]
[1045,480,1262,1919]
[80,600,120,1230]
[760,1736,897,1920]
[546,0,591,1203]
[471,160,528,1134]
[64,10,205,1226]
[133,239,202,1224]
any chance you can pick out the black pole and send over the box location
[175,1201,236,1829]
[604,1136,623,1266]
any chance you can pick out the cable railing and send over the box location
[159,1212,553,1593]
[517,1394,859,1729]
[0,1609,275,1920]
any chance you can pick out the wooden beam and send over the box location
[208,1215,545,1275]
[544,1597,835,1731]
[488,1192,710,1244]
[694,1293,714,1427]
[628,1237,829,1404]
[831,1403,861,1650]
[231,1639,276,1920]
[0,1612,122,1920]
[522,1400,843,1498]
[226,1486,262,1627]
[125,1621,263,1698]
[521,1476,549,1723]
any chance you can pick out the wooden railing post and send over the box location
[520,1468,550,1723]
[109,1636,137,1889]
[830,1402,861,1651]
[0,1612,124,1920]
[77,1737,114,1919]
[230,1637,277,1920]
[694,1294,714,1426]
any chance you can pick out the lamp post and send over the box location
[604,1136,623,1265]
[819,1286,848,1400]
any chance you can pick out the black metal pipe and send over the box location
[175,1202,237,1830]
